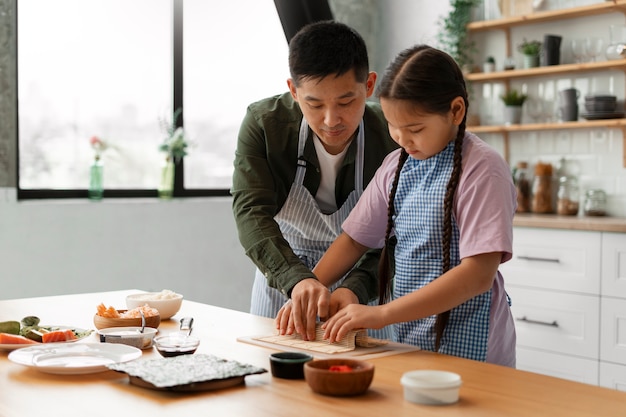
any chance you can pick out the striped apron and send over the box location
[250,118,391,339]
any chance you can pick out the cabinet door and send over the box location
[517,347,599,386]
[600,362,626,392]
[601,232,626,298]
[600,297,626,366]
[507,286,600,359]
[500,228,601,294]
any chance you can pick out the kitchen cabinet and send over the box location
[599,232,626,391]
[501,227,626,391]
[465,1,626,167]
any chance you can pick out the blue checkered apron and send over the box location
[250,118,391,339]
[392,141,491,361]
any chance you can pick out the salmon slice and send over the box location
[0,332,39,344]
[41,329,78,343]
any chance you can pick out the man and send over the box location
[231,21,397,341]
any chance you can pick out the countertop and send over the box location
[514,213,626,233]
[2,290,626,417]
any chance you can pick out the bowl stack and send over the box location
[582,95,623,120]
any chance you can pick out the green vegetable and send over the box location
[22,328,45,342]
[21,316,40,327]
[0,320,21,335]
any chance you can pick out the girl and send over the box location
[306,45,517,366]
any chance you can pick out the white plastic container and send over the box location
[400,370,462,405]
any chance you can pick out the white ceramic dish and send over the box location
[8,342,142,374]
[98,326,158,349]
[126,291,183,320]
[0,326,92,352]
[400,370,462,405]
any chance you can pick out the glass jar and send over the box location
[514,161,531,213]
[531,162,553,214]
[583,189,607,216]
[556,176,579,216]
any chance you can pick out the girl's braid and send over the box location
[378,149,409,305]
[434,121,466,351]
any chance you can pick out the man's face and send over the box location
[287,70,376,155]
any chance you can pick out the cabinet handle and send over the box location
[516,255,560,263]
[516,316,559,327]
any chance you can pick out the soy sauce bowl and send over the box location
[153,334,200,357]
[270,352,313,379]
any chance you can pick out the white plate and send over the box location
[0,326,93,352]
[8,343,142,374]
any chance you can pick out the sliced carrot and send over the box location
[0,332,39,344]
[41,329,77,343]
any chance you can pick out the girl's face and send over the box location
[380,97,465,160]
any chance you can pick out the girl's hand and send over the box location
[322,304,384,343]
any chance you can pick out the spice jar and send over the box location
[531,162,553,213]
[514,161,531,213]
[556,176,579,215]
[584,189,607,216]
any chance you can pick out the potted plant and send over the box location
[500,89,528,125]
[517,38,542,68]
[437,0,482,74]
[483,56,496,73]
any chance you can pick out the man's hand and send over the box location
[328,288,359,317]
[275,278,330,341]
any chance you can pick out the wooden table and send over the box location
[1,290,625,417]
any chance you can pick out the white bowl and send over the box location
[126,291,183,320]
[400,370,462,405]
[98,326,158,350]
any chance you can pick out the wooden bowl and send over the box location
[93,310,161,330]
[304,358,374,396]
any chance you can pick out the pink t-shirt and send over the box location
[343,132,517,367]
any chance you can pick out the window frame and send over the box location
[16,0,231,200]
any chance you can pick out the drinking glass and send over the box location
[585,37,604,62]
[571,39,586,63]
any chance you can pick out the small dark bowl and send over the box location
[269,352,313,379]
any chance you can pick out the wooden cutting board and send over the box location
[237,334,419,360]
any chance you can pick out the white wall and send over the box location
[0,196,255,312]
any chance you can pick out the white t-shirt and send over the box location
[313,135,349,214]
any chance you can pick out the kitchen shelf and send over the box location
[465,1,626,167]
[469,118,626,133]
[468,119,626,167]
[466,59,626,83]
[467,1,626,32]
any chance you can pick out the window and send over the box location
[182,0,289,190]
[17,0,289,198]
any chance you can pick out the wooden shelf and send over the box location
[468,118,626,133]
[465,1,626,168]
[467,0,626,32]
[466,59,626,82]
[469,119,626,167]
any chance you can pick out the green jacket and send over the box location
[231,92,398,303]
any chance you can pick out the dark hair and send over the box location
[376,45,469,352]
[288,20,369,86]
